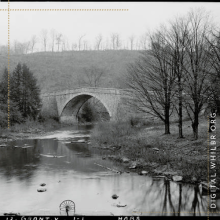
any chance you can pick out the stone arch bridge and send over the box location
[41,87,133,124]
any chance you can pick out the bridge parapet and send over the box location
[40,87,135,124]
[41,87,132,97]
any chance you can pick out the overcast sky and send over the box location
[0,2,220,48]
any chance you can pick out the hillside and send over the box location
[0,50,143,93]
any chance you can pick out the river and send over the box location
[0,125,218,216]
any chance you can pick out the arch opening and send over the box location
[60,94,111,124]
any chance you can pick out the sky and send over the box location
[0,2,220,49]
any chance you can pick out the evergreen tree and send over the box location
[11,63,41,120]
[0,67,23,127]
[0,68,8,104]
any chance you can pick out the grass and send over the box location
[90,116,220,183]
[0,50,142,93]
[9,118,61,133]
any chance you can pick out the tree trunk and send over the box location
[178,109,183,138]
[178,77,184,138]
[165,121,170,134]
[192,113,199,140]
[165,106,170,134]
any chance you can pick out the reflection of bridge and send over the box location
[41,87,133,124]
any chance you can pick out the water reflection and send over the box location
[0,128,219,216]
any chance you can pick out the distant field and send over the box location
[0,50,143,93]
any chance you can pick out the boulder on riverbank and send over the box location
[121,157,130,163]
[139,171,148,175]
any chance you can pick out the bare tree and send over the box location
[78,34,86,51]
[80,66,106,87]
[104,38,110,50]
[83,40,88,51]
[129,35,135,50]
[206,29,220,113]
[115,33,121,50]
[110,33,117,50]
[161,16,190,138]
[182,9,214,139]
[139,33,148,50]
[78,66,107,121]
[127,30,177,134]
[56,33,62,52]
[65,38,70,51]
[24,41,30,54]
[61,36,69,51]
[13,41,27,54]
[71,43,77,51]
[30,35,38,53]
[50,29,56,52]
[41,29,48,52]
[95,34,103,50]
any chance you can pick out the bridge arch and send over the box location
[58,92,113,124]
[41,88,131,124]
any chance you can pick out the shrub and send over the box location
[38,109,59,122]
[91,120,137,147]
[10,117,60,132]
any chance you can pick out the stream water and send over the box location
[0,125,219,216]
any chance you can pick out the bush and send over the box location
[0,110,8,128]
[91,121,136,147]
[38,109,59,122]
[10,117,60,133]
[129,116,159,127]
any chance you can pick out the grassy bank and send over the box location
[90,117,220,185]
[0,118,61,139]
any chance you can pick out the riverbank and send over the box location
[90,118,220,189]
[0,119,61,142]
[1,118,220,191]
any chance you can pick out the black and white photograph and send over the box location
[0,1,220,217]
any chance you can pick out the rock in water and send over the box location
[4,213,20,216]
[172,175,183,182]
[117,204,127,208]
[40,183,46,186]
[152,148,159,151]
[112,194,119,199]
[139,171,148,175]
[0,143,7,147]
[78,140,86,143]
[37,188,47,192]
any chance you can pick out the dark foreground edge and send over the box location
[0,216,219,220]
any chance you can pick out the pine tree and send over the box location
[11,63,41,120]
[0,68,8,104]
[0,67,23,127]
